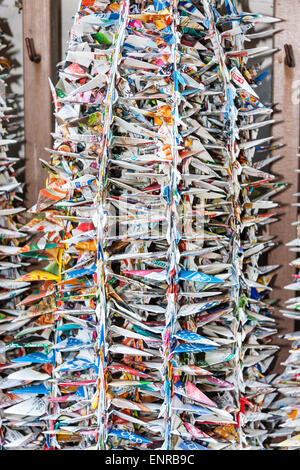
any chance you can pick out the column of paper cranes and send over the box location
[0,0,289,451]
[270,149,300,449]
[0,18,39,448]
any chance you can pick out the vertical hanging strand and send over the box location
[162,0,180,451]
[95,0,130,450]
[226,4,248,449]
[202,0,243,447]
[48,2,81,450]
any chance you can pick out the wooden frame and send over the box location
[23,0,61,207]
